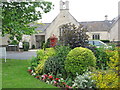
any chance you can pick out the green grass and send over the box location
[2,59,57,88]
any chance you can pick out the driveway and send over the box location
[6,49,38,60]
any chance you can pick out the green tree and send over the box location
[60,23,89,49]
[2,1,53,43]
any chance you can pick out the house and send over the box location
[1,0,119,49]
[109,16,120,42]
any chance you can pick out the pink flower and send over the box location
[54,81,57,84]
[44,74,48,77]
[41,75,46,80]
[66,85,72,88]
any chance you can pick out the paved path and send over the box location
[6,49,38,60]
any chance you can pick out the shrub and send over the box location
[35,48,56,74]
[94,48,109,70]
[72,72,95,89]
[59,23,89,49]
[107,51,119,74]
[44,46,71,76]
[87,46,113,70]
[91,51,120,88]
[23,42,29,51]
[32,44,35,49]
[92,70,119,88]
[65,47,96,75]
[31,56,39,67]
[9,40,18,45]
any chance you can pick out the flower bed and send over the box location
[28,45,120,89]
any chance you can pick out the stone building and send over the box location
[1,0,120,49]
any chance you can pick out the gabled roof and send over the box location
[30,19,115,33]
[79,20,113,32]
[29,23,50,32]
[110,15,120,28]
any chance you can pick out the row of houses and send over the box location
[1,0,120,49]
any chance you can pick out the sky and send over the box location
[40,0,120,23]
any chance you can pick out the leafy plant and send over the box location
[35,48,56,74]
[91,51,120,88]
[32,44,35,49]
[87,46,110,70]
[72,72,95,89]
[107,51,119,74]
[2,1,53,42]
[9,40,18,45]
[65,47,96,75]
[92,70,119,88]
[23,42,29,51]
[44,46,71,76]
[60,23,89,49]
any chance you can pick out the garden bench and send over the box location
[0,47,6,62]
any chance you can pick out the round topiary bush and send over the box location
[64,47,96,75]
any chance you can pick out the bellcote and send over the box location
[60,0,69,10]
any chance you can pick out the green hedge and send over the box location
[65,47,96,75]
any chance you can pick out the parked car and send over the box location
[88,40,112,48]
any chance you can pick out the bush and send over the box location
[35,48,56,74]
[9,40,18,45]
[60,23,89,49]
[107,51,119,73]
[94,48,109,70]
[87,46,111,70]
[72,72,95,89]
[91,51,120,88]
[92,70,119,88]
[65,47,96,75]
[23,42,29,51]
[44,46,71,76]
[32,44,35,49]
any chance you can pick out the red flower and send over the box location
[44,74,48,77]
[55,78,59,81]
[27,69,32,73]
[48,75,53,79]
[35,76,40,79]
[62,82,66,85]
[66,85,72,88]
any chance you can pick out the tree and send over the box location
[59,23,89,49]
[2,1,53,43]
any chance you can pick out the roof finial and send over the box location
[60,0,69,10]
[105,15,108,20]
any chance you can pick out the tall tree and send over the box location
[60,23,89,49]
[2,1,53,43]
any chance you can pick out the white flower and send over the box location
[46,81,49,84]
[32,73,36,76]
[28,67,31,69]
[31,70,33,73]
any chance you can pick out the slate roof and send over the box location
[79,20,113,32]
[30,20,115,33]
[29,23,50,32]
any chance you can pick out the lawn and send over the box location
[2,59,57,88]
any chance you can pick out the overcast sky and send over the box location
[39,0,120,23]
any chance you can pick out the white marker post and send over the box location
[0,47,6,62]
